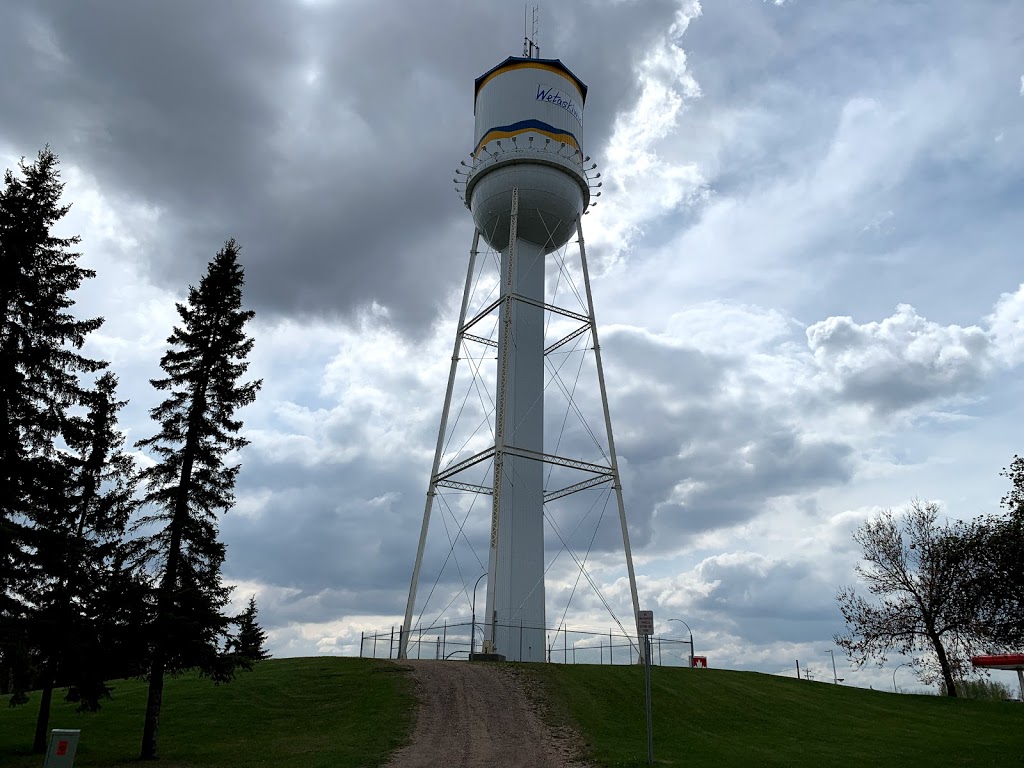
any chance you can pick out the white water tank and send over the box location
[466,57,591,252]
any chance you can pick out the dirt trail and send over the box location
[383,660,593,768]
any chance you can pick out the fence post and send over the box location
[610,629,614,665]
[373,631,378,658]
[443,620,447,659]
[600,640,603,665]
[360,631,364,658]
[519,620,524,661]
[418,627,423,659]
[564,626,568,664]
[389,626,394,659]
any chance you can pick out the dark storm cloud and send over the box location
[1,0,683,328]
[221,437,495,624]
[223,452,436,592]
[259,586,408,632]
[600,329,855,545]
[688,553,841,645]
[620,396,854,543]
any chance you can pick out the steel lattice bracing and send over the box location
[399,199,643,662]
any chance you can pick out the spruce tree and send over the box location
[26,371,138,752]
[135,239,261,760]
[0,147,104,706]
[230,595,270,669]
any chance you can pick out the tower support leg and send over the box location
[577,218,644,661]
[399,230,481,659]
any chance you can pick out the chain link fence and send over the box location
[359,620,695,666]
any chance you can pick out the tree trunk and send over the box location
[140,654,165,759]
[32,678,54,753]
[140,394,201,759]
[929,630,958,697]
[140,529,181,760]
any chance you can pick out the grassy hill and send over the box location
[0,658,414,767]
[529,663,1024,767]
[2,658,1022,767]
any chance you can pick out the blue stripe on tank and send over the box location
[473,119,581,157]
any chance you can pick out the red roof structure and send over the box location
[972,654,1024,701]
[971,654,1024,670]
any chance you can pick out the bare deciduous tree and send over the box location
[835,500,979,697]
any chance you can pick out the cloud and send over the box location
[808,288,1024,413]
[987,284,1024,366]
[694,552,836,630]
[598,322,856,545]
[586,0,707,265]
[807,305,992,412]
[0,1,692,330]
[665,301,798,353]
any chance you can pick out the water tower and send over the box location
[400,32,642,662]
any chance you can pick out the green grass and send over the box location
[529,663,1024,767]
[6,658,1022,767]
[0,658,414,767]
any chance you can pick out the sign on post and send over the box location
[44,729,80,768]
[638,609,655,765]
[638,610,654,636]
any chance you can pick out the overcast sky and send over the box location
[3,0,1023,691]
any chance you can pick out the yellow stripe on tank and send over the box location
[475,60,580,97]
[474,126,581,157]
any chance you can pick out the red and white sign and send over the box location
[44,728,80,767]
[692,656,708,668]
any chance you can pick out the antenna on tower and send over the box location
[523,5,540,59]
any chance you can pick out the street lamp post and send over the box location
[893,662,912,693]
[470,572,487,656]
[823,649,844,684]
[668,618,694,668]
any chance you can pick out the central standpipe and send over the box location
[484,195,547,661]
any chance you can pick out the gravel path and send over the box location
[383,660,593,768]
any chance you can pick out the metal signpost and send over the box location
[638,610,654,765]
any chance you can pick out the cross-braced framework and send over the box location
[400,194,642,662]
